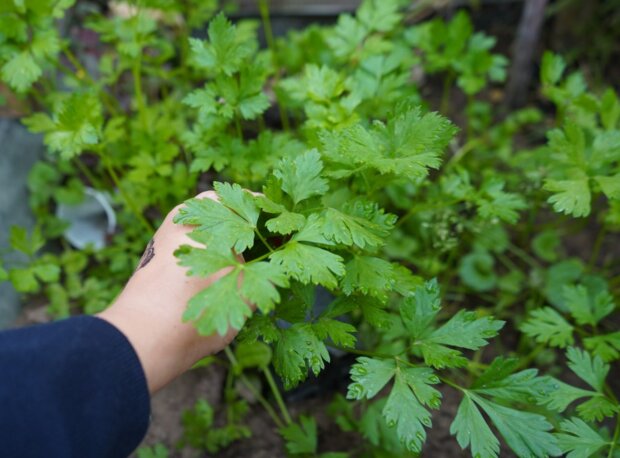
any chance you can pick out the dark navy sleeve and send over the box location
[0,315,150,458]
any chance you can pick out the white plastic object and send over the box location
[56,187,116,250]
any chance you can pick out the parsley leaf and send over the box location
[520,307,575,348]
[23,94,103,159]
[189,13,255,76]
[555,417,609,458]
[450,393,500,458]
[323,105,457,179]
[564,284,615,327]
[341,256,395,301]
[545,178,591,218]
[402,281,504,369]
[274,149,329,205]
[1,51,41,93]
[280,415,317,455]
[273,324,330,389]
[452,360,561,458]
[270,215,345,288]
[584,332,620,362]
[174,183,259,252]
[566,346,609,392]
[347,357,396,399]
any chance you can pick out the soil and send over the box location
[135,363,481,457]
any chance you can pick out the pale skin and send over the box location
[97,191,241,393]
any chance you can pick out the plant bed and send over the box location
[1,1,619,457]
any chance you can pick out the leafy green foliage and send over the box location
[555,418,609,458]
[179,399,250,453]
[402,281,504,369]
[136,444,169,458]
[3,1,620,457]
[280,415,317,455]
[451,358,562,458]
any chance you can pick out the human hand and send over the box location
[98,191,245,393]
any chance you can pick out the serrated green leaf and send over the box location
[400,279,441,338]
[564,284,615,326]
[241,261,289,312]
[333,106,457,179]
[184,272,252,336]
[450,393,500,458]
[427,310,504,351]
[313,318,356,348]
[23,94,102,159]
[357,0,402,33]
[280,415,317,455]
[541,379,594,412]
[541,52,566,86]
[182,86,217,118]
[1,51,41,92]
[176,245,238,277]
[595,174,620,200]
[476,178,527,224]
[566,347,609,392]
[555,417,608,458]
[576,395,618,422]
[382,370,434,453]
[265,212,306,235]
[545,178,591,218]
[321,207,389,249]
[184,260,286,335]
[175,185,258,252]
[273,324,330,389]
[584,332,620,362]
[189,13,255,76]
[341,256,394,301]
[469,393,561,458]
[521,307,574,348]
[32,263,60,282]
[412,308,504,370]
[9,226,44,256]
[8,268,39,293]
[347,357,396,399]
[274,149,329,205]
[270,240,344,289]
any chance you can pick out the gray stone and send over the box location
[0,119,44,328]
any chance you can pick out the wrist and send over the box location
[97,299,195,393]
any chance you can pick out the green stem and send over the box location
[608,414,620,458]
[255,229,275,252]
[445,139,480,169]
[589,225,607,269]
[263,366,292,425]
[440,71,455,115]
[223,347,285,429]
[258,0,290,131]
[329,345,397,359]
[235,117,244,140]
[439,376,464,391]
[73,157,103,189]
[103,159,154,232]
[508,243,542,270]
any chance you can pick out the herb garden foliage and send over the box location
[1,0,620,456]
